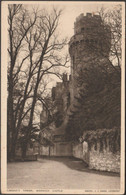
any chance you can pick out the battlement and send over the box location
[75,13,101,22]
[69,12,111,58]
[74,13,103,35]
[51,73,71,101]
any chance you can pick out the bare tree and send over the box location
[8,4,38,160]
[21,8,68,159]
[8,5,68,160]
[98,5,122,70]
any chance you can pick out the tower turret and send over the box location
[69,13,111,102]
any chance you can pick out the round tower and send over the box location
[69,13,111,102]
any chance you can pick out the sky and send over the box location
[24,1,120,88]
[5,1,122,92]
[26,1,119,39]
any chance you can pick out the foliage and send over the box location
[66,61,121,141]
[99,5,122,68]
[82,127,120,153]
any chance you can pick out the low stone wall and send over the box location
[89,149,120,173]
[72,141,120,173]
[53,142,72,156]
[15,143,39,157]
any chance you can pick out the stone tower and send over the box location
[69,13,111,102]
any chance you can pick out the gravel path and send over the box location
[7,157,120,190]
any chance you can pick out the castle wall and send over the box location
[51,74,71,115]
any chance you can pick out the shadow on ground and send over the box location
[38,156,120,177]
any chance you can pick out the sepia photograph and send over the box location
[1,1,125,194]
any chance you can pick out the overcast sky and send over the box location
[6,1,122,89]
[26,1,119,39]
[27,2,119,87]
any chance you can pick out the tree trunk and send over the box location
[7,124,11,161]
[49,146,50,157]
[21,141,28,160]
[10,141,16,161]
[8,74,16,161]
[23,80,40,157]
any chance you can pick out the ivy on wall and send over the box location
[82,127,120,153]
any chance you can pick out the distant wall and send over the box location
[53,142,72,156]
[39,142,72,157]
[39,146,49,156]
